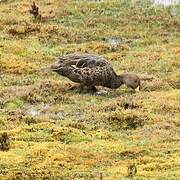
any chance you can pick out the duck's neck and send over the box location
[106,75,123,89]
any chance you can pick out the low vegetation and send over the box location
[0,0,179,179]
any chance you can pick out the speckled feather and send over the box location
[50,54,120,88]
[50,53,140,90]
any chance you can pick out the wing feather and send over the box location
[55,53,110,69]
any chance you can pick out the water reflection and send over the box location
[107,37,122,46]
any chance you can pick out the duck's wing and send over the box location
[50,54,116,86]
[54,53,110,69]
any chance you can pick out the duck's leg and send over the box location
[87,86,97,93]
[78,85,97,93]
[79,84,85,93]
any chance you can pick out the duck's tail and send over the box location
[34,63,62,73]
[38,65,52,71]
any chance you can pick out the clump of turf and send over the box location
[0,132,10,151]
[108,109,146,130]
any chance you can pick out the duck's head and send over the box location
[119,73,141,90]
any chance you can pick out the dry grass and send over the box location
[0,0,179,179]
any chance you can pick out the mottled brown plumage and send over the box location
[49,53,140,92]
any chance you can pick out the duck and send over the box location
[47,53,140,92]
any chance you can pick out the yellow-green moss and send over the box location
[0,0,179,179]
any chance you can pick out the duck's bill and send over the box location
[135,86,140,92]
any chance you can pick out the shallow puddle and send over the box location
[107,37,122,46]
[153,0,180,6]
[26,103,84,120]
[26,107,40,116]
[105,37,123,48]
[26,103,50,117]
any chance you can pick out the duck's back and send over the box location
[56,53,109,68]
[51,53,117,86]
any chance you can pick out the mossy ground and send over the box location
[0,0,179,179]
